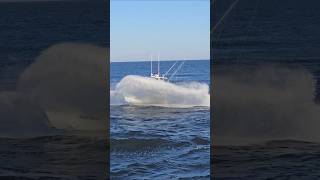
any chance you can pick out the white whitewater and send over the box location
[111,75,210,108]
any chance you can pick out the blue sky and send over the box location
[111,0,210,62]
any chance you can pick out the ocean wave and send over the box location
[17,43,108,131]
[110,75,210,108]
[191,136,210,145]
[0,92,59,138]
[0,43,108,138]
[111,138,190,152]
[213,64,320,145]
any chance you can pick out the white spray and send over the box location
[111,75,210,108]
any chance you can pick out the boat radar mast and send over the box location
[149,55,185,81]
[150,54,167,81]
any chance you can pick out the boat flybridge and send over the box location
[149,55,185,82]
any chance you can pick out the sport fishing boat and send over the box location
[150,55,168,80]
[149,54,184,82]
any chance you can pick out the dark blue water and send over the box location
[110,60,209,88]
[110,60,210,179]
[0,0,108,91]
[213,0,320,179]
[0,1,108,179]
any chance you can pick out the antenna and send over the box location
[150,54,153,76]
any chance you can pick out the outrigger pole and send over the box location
[164,61,178,77]
[169,60,185,81]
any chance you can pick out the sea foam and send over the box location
[18,43,108,131]
[213,64,320,145]
[0,43,108,138]
[111,75,210,108]
[0,91,59,138]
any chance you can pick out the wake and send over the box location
[0,43,108,138]
[111,75,210,108]
[213,64,320,145]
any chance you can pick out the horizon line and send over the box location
[110,59,210,63]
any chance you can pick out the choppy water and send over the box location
[214,140,320,179]
[0,134,106,179]
[110,60,210,179]
[0,1,108,179]
[0,0,108,91]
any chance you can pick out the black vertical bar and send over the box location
[210,0,215,178]
[106,0,110,179]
